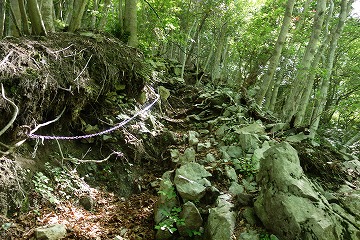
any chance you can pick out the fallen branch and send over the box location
[0,51,13,67]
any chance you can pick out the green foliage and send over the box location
[155,207,185,234]
[32,172,58,204]
[158,185,177,200]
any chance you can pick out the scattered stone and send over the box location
[229,182,244,196]
[179,147,196,163]
[226,146,244,158]
[177,201,203,237]
[251,141,271,170]
[242,207,258,225]
[197,141,211,151]
[205,153,216,163]
[188,131,199,146]
[236,121,265,134]
[215,124,228,138]
[285,132,308,142]
[174,163,212,201]
[205,194,236,240]
[236,192,255,206]
[238,230,260,240]
[34,224,67,240]
[225,166,238,182]
[237,133,260,153]
[79,195,94,211]
[170,149,180,163]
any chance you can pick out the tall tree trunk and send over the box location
[256,0,295,106]
[124,0,138,47]
[211,22,228,82]
[0,0,6,38]
[91,0,99,30]
[281,0,327,123]
[18,0,30,35]
[28,0,47,36]
[97,0,111,31]
[66,0,74,25]
[41,0,55,32]
[68,0,88,32]
[9,0,22,36]
[294,0,334,126]
[118,0,124,34]
[310,0,353,138]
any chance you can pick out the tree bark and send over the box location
[18,0,30,35]
[0,0,6,38]
[68,0,88,32]
[97,0,111,31]
[256,0,295,106]
[281,0,327,123]
[310,0,353,138]
[9,0,22,36]
[28,0,47,36]
[124,0,138,47]
[294,0,334,126]
[211,21,228,82]
[41,0,55,32]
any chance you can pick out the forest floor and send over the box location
[0,33,357,240]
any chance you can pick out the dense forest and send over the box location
[1,0,359,143]
[0,0,359,239]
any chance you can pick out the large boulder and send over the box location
[174,162,212,201]
[254,142,360,240]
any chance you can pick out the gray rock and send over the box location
[205,153,216,163]
[215,124,228,138]
[251,141,271,170]
[177,201,203,237]
[342,160,360,176]
[35,224,66,240]
[236,121,265,134]
[174,162,212,201]
[238,230,259,240]
[237,133,260,153]
[179,147,196,163]
[242,207,258,225]
[225,166,238,182]
[170,149,180,163]
[285,132,309,142]
[229,182,244,196]
[188,131,199,146]
[79,195,94,211]
[226,146,244,158]
[254,142,360,240]
[205,194,236,240]
[197,141,211,152]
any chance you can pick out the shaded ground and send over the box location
[0,34,358,240]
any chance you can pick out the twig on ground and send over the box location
[0,51,13,67]
[0,84,19,137]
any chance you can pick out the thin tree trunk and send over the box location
[41,0,55,32]
[256,0,295,106]
[0,0,6,38]
[181,19,197,79]
[68,0,88,32]
[28,0,47,36]
[66,0,74,25]
[124,0,138,47]
[9,0,22,36]
[118,0,124,33]
[211,21,228,82]
[281,0,327,123]
[91,0,98,30]
[294,0,334,126]
[97,0,111,31]
[310,0,353,138]
[18,0,30,35]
